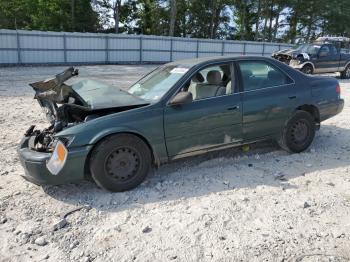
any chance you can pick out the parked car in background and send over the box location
[272,37,350,78]
[18,56,344,192]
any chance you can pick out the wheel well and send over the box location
[302,63,314,72]
[297,104,320,123]
[83,132,158,180]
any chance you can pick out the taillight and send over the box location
[336,85,341,94]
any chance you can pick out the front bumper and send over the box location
[17,137,92,185]
[289,59,306,69]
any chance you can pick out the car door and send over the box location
[236,60,297,140]
[314,44,339,73]
[164,62,242,157]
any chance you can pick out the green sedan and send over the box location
[18,56,344,192]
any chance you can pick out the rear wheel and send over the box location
[90,134,151,192]
[301,64,313,75]
[340,65,350,79]
[278,111,316,153]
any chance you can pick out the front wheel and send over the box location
[301,64,313,75]
[90,134,152,192]
[340,65,350,79]
[278,111,316,153]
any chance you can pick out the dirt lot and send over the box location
[0,65,349,262]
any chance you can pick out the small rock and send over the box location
[52,218,67,231]
[326,182,335,187]
[114,225,122,232]
[274,172,287,181]
[0,171,9,176]
[303,202,311,209]
[223,181,229,186]
[169,255,177,260]
[248,163,253,167]
[81,257,90,262]
[142,226,152,233]
[0,216,7,224]
[336,232,345,238]
[155,182,162,191]
[70,240,79,249]
[241,196,249,202]
[34,237,48,246]
[219,236,226,241]
[43,254,49,260]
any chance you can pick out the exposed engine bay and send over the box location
[26,67,148,152]
[272,48,311,65]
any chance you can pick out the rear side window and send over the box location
[237,61,292,92]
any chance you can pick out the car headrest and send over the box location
[191,72,204,83]
[241,69,253,78]
[207,70,222,85]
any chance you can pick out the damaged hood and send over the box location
[70,79,147,110]
[30,67,147,110]
[29,67,149,131]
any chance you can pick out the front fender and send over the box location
[56,107,169,165]
[88,126,145,145]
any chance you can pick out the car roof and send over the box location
[166,55,274,67]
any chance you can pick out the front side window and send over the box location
[238,61,292,92]
[128,65,190,101]
[319,45,330,55]
[184,63,232,100]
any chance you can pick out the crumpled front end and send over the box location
[272,51,293,64]
[17,133,91,185]
[289,53,312,69]
[18,67,150,186]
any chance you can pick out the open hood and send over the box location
[26,68,149,152]
[30,67,148,128]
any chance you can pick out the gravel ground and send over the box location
[0,65,349,262]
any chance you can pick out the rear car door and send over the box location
[164,62,242,157]
[237,60,297,140]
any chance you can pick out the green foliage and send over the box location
[1,0,350,43]
[0,0,100,32]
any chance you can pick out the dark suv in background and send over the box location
[272,37,350,78]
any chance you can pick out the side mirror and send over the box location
[319,51,328,57]
[169,91,193,106]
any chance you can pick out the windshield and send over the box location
[128,65,190,101]
[298,44,321,55]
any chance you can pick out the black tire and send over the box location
[278,111,316,153]
[301,64,313,75]
[340,65,350,79]
[90,134,152,192]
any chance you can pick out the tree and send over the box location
[95,0,122,33]
[0,0,100,32]
[169,0,177,36]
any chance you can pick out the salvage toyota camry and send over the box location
[18,56,344,192]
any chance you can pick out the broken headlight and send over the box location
[46,140,68,175]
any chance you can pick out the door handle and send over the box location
[288,95,297,99]
[227,105,239,111]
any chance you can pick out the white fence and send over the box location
[0,29,293,65]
